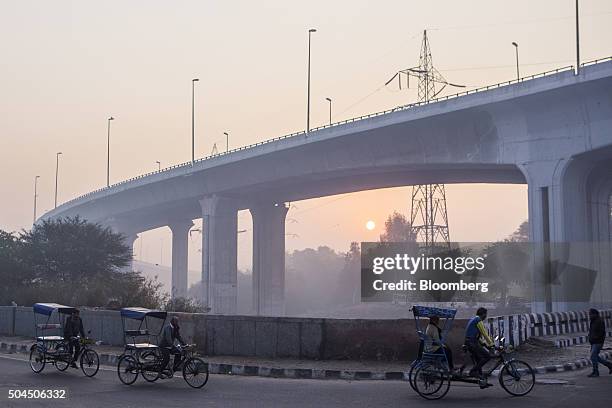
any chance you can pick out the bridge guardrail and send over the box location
[581,56,612,68]
[54,57,611,210]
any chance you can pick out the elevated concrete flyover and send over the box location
[41,58,612,315]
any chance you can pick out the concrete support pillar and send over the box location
[169,220,194,299]
[200,196,238,314]
[523,157,600,313]
[250,202,288,316]
[526,183,552,313]
[587,176,612,308]
[522,161,565,313]
[552,158,593,312]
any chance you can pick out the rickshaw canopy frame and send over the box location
[33,303,77,316]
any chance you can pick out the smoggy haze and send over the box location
[1,1,611,277]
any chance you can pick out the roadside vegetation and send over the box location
[0,215,529,315]
[0,217,199,311]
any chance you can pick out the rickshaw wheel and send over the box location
[29,346,45,373]
[80,349,100,377]
[182,357,209,389]
[55,358,70,371]
[413,363,450,400]
[408,360,421,391]
[499,359,535,396]
[117,354,139,385]
[54,344,70,372]
[140,351,161,382]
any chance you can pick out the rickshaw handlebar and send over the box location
[179,343,196,349]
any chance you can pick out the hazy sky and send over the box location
[1,1,611,277]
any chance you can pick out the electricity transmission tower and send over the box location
[386,30,464,248]
[412,30,451,248]
[410,184,450,247]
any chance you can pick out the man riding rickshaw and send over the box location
[409,305,535,400]
[464,307,494,380]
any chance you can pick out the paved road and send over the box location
[0,354,610,408]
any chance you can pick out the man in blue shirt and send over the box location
[465,307,494,379]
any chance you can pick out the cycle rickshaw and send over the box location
[29,303,100,377]
[116,307,209,388]
[409,305,535,400]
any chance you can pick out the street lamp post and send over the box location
[192,78,199,165]
[107,116,114,187]
[575,0,580,74]
[156,161,161,171]
[512,42,519,80]
[224,132,229,152]
[33,175,40,224]
[325,97,332,125]
[307,28,317,133]
[54,152,62,208]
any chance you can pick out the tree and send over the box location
[20,216,132,286]
[103,272,167,310]
[165,297,206,313]
[379,212,416,242]
[285,246,346,316]
[329,242,361,306]
[480,240,530,307]
[508,220,529,242]
[343,242,361,304]
[0,217,167,308]
[0,230,31,304]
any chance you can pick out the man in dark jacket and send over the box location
[64,309,86,368]
[587,308,612,377]
[159,316,186,375]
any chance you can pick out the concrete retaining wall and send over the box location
[0,307,15,336]
[14,308,35,337]
[1,306,609,361]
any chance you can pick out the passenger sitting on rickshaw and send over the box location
[425,315,454,370]
[63,309,86,368]
[425,316,454,371]
[160,316,186,374]
[464,307,494,378]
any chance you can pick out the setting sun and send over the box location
[366,220,376,231]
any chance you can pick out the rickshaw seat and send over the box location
[125,329,149,336]
[37,323,62,330]
[125,343,158,349]
[36,336,64,341]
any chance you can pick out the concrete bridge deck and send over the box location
[40,58,612,315]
